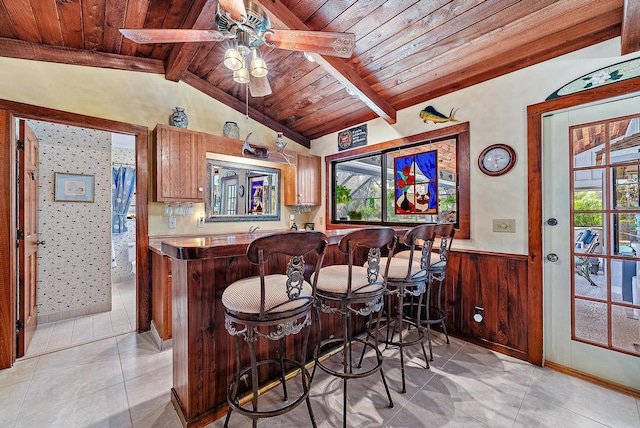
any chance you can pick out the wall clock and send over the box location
[478,144,516,176]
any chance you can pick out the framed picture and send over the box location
[249,175,266,214]
[54,172,95,202]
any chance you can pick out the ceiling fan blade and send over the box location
[249,76,272,98]
[218,0,247,22]
[119,29,224,44]
[266,30,355,58]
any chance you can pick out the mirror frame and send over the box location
[205,158,281,222]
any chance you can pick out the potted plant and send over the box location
[347,209,363,221]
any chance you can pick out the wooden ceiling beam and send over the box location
[251,0,397,124]
[165,0,219,82]
[0,37,165,74]
[181,72,310,148]
[621,0,640,54]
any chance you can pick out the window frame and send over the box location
[325,122,470,238]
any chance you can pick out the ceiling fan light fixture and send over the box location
[250,48,268,77]
[233,66,250,84]
[236,31,250,57]
[224,41,243,71]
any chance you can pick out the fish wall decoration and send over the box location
[419,106,458,124]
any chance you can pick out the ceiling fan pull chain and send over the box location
[245,84,249,120]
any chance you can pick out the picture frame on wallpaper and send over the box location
[54,172,95,202]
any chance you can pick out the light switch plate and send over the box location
[493,218,515,233]
[168,217,177,229]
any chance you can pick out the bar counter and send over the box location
[160,228,384,428]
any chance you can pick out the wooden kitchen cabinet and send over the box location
[154,124,206,202]
[283,152,321,205]
[150,250,172,341]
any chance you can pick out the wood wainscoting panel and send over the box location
[443,250,530,360]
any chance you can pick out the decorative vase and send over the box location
[170,107,188,128]
[223,121,240,139]
[400,190,411,211]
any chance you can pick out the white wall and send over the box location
[29,121,112,322]
[312,38,640,254]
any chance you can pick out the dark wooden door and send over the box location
[17,120,39,357]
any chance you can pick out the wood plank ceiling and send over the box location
[0,0,638,148]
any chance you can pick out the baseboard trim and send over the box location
[150,320,172,351]
[544,360,640,399]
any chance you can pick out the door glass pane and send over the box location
[572,123,606,167]
[611,304,640,353]
[610,118,640,165]
[611,256,636,303]
[613,165,640,208]
[574,298,608,345]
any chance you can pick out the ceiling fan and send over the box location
[120,0,356,98]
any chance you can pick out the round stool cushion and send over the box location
[222,274,312,314]
[313,265,384,295]
[394,251,443,268]
[379,256,426,280]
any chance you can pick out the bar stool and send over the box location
[374,224,436,393]
[313,228,397,428]
[222,231,328,428]
[398,223,455,360]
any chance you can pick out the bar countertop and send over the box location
[157,229,364,260]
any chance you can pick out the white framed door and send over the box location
[542,94,640,390]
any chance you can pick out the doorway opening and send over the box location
[19,121,138,358]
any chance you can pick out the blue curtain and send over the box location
[112,166,136,234]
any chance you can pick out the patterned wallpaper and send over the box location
[29,120,112,322]
[111,145,136,281]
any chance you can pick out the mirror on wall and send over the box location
[205,158,280,222]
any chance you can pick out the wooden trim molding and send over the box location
[544,360,640,399]
[325,122,470,239]
[0,99,150,369]
[0,110,17,369]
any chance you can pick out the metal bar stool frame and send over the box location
[370,224,437,393]
[222,231,328,428]
[421,223,455,361]
[313,228,397,428]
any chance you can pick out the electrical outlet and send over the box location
[197,216,205,228]
[474,306,485,323]
[493,218,515,233]
[168,217,176,229]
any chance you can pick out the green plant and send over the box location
[335,184,352,205]
[347,209,362,220]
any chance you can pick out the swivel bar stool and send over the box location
[313,228,397,428]
[374,223,436,393]
[222,231,328,428]
[397,223,455,361]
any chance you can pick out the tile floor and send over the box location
[1,328,639,428]
[24,278,137,357]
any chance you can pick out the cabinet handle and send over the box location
[198,187,203,192]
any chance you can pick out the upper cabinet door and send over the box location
[154,125,206,202]
[284,153,321,206]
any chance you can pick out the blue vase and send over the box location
[170,107,188,128]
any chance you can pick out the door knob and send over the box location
[546,253,558,262]
[546,218,558,226]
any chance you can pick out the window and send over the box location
[327,123,470,238]
[571,114,640,356]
